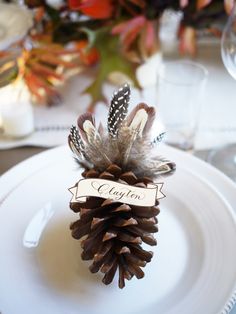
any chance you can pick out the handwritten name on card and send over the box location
[69,178,165,207]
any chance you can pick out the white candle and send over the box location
[1,101,34,138]
[0,82,34,138]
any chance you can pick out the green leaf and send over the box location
[85,28,140,108]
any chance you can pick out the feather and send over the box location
[126,153,176,178]
[129,108,148,136]
[69,125,85,152]
[108,84,130,137]
[68,136,80,157]
[78,112,112,166]
[151,132,166,146]
[68,137,91,168]
[126,103,156,137]
[83,119,97,144]
[68,126,86,162]
[98,122,105,136]
[121,103,155,165]
[73,156,93,170]
[154,161,176,175]
[68,126,93,169]
[123,127,140,166]
[77,113,96,144]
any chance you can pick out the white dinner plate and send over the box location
[0,145,236,314]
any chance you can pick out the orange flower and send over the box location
[22,40,99,105]
[68,0,114,19]
[112,16,159,62]
[112,16,146,50]
[75,40,99,65]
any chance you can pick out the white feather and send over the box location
[129,109,148,137]
[83,120,96,143]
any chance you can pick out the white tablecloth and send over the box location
[0,42,235,151]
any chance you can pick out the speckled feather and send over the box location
[108,84,130,137]
[152,132,166,146]
[69,125,85,152]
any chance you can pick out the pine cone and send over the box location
[68,84,175,288]
[70,163,159,288]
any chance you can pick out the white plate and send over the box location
[0,145,236,314]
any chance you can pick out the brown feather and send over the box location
[126,103,156,137]
[77,113,95,143]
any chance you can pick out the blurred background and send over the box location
[0,0,236,179]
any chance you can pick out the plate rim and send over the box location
[1,144,236,314]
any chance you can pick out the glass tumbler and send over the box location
[156,60,208,151]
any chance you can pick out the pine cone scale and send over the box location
[102,259,118,285]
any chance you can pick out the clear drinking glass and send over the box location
[207,3,236,181]
[156,60,208,151]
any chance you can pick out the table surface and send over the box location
[0,147,47,175]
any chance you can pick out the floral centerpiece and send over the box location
[0,0,233,108]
